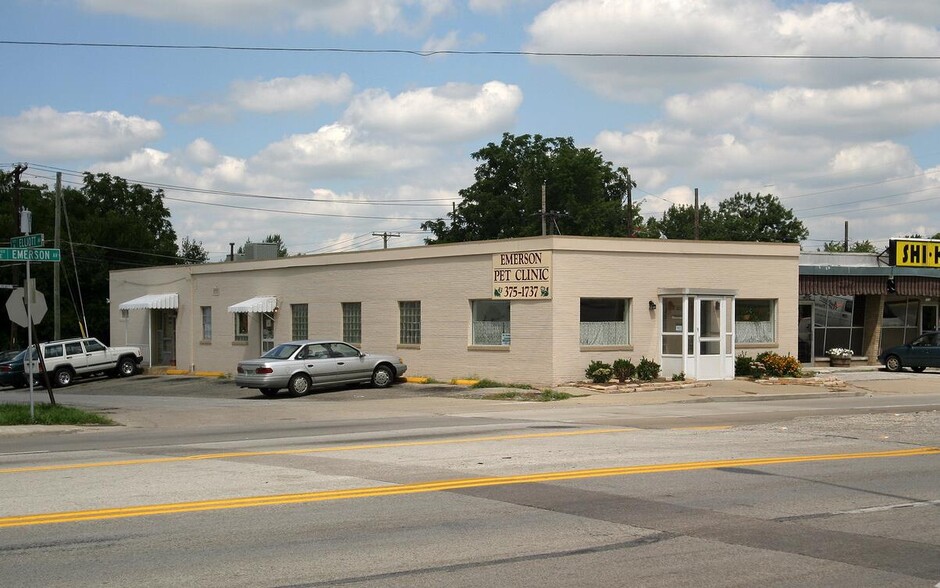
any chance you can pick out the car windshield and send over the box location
[261,344,300,360]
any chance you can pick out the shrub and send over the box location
[636,357,661,381]
[754,351,801,378]
[585,360,613,383]
[671,372,685,381]
[735,353,754,377]
[612,358,636,382]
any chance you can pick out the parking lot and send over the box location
[12,372,471,401]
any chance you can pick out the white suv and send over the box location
[33,337,143,387]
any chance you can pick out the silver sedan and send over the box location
[235,340,407,397]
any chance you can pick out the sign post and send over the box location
[7,215,60,418]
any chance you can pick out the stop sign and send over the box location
[6,288,47,327]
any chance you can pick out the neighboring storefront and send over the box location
[110,235,799,385]
[799,239,940,366]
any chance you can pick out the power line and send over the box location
[3,40,940,60]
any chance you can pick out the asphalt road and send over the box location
[0,375,937,587]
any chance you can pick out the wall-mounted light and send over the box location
[649,300,657,311]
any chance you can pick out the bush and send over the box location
[585,360,613,383]
[636,357,661,381]
[753,352,801,378]
[735,353,754,377]
[671,372,685,381]
[612,358,636,382]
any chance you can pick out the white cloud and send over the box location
[855,0,940,27]
[526,0,940,99]
[251,123,432,180]
[662,80,940,141]
[79,0,454,34]
[343,81,522,142]
[230,74,354,113]
[0,107,162,160]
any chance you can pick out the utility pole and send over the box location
[844,221,849,252]
[623,168,636,237]
[541,182,547,236]
[9,163,27,348]
[372,232,400,249]
[54,172,61,339]
[694,188,700,240]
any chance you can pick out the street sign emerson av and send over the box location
[0,247,61,262]
[10,233,44,248]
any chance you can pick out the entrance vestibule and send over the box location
[659,290,735,380]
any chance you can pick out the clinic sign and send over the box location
[889,239,940,268]
[492,250,552,299]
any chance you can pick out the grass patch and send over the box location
[486,389,574,402]
[0,403,116,426]
[470,379,533,390]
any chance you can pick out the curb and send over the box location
[676,390,868,403]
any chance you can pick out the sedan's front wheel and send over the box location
[884,355,903,372]
[371,365,395,388]
[288,373,312,396]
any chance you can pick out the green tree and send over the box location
[646,203,719,240]
[0,173,179,345]
[178,236,210,264]
[822,240,878,253]
[713,192,807,242]
[648,192,806,243]
[422,133,641,243]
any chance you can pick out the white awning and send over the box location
[227,296,278,313]
[119,293,179,310]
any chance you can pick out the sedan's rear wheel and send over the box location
[912,366,927,373]
[371,364,395,388]
[288,373,312,396]
[884,355,902,372]
[260,388,279,397]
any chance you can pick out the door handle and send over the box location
[336,362,345,365]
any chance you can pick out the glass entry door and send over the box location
[922,304,938,333]
[695,298,730,380]
[261,313,275,353]
[660,294,734,380]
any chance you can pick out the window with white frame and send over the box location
[580,298,630,346]
[291,304,308,340]
[735,299,776,344]
[471,300,510,345]
[342,302,361,344]
[234,313,248,342]
[201,306,212,341]
[399,301,421,345]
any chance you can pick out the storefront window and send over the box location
[661,297,684,355]
[472,300,510,345]
[882,298,920,350]
[580,298,629,346]
[735,299,776,343]
[234,313,248,343]
[806,295,866,357]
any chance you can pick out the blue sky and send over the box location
[3,0,940,258]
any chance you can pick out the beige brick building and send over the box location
[110,236,799,385]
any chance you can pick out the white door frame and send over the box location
[658,288,736,381]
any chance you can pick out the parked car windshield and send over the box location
[261,344,301,360]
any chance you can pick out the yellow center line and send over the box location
[1,447,936,528]
[0,427,641,474]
